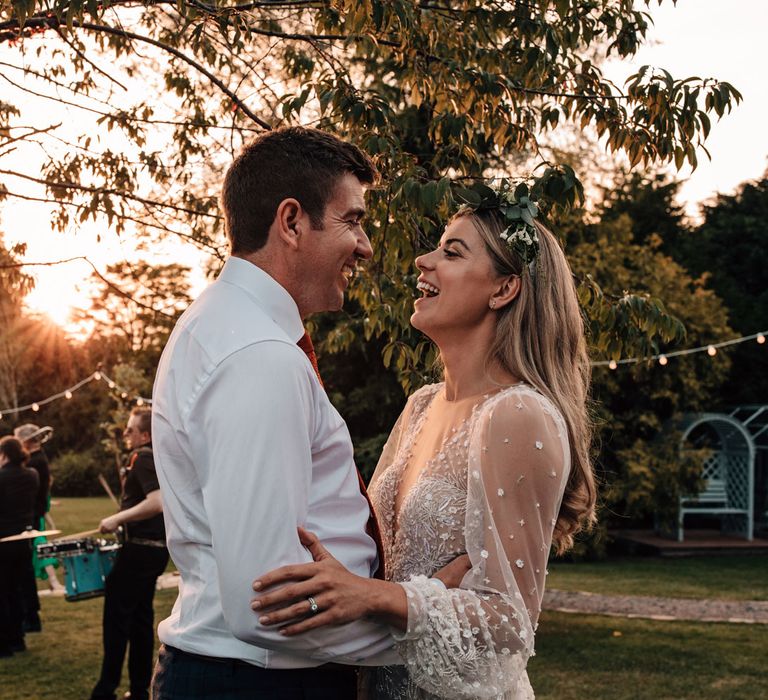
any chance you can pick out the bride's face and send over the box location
[411,216,502,340]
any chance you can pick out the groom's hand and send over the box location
[433,553,472,588]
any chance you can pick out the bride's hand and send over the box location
[251,527,379,636]
[433,553,471,589]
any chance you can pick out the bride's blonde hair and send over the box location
[455,209,596,554]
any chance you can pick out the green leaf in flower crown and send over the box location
[514,182,529,200]
[520,208,535,226]
[507,205,522,220]
[454,186,482,206]
[527,201,539,217]
[473,182,497,201]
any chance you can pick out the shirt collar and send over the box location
[217,257,304,343]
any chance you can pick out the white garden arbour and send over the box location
[678,413,756,542]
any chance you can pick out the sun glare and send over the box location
[25,284,93,340]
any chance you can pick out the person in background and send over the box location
[14,423,64,599]
[0,436,38,658]
[90,407,168,700]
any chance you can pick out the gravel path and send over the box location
[543,589,768,624]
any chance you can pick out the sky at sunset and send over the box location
[2,0,767,333]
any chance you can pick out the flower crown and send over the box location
[453,180,540,268]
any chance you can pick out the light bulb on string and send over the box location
[758,334,766,345]
[32,403,39,412]
[108,381,116,389]
[136,398,144,407]
[64,391,72,399]
[707,345,717,357]
[659,355,668,366]
[121,392,128,399]
[608,360,618,370]
[94,371,102,381]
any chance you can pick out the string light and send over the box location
[0,370,151,418]
[1,328,766,413]
[593,329,768,368]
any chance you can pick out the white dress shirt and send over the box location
[152,256,396,668]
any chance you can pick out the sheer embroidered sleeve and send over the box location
[394,388,570,699]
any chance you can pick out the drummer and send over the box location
[0,436,38,658]
[90,407,168,700]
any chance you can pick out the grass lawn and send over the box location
[548,555,768,601]
[0,590,177,700]
[1,595,765,700]
[47,496,116,535]
[529,611,768,700]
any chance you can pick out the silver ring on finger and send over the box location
[307,596,320,615]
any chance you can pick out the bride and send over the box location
[252,182,596,699]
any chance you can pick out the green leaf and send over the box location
[454,187,482,206]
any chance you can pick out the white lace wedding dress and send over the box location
[363,382,570,700]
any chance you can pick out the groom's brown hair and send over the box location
[222,127,378,255]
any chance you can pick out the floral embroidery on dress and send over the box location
[365,383,570,700]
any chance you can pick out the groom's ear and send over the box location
[274,198,305,251]
[490,275,521,310]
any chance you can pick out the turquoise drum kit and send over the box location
[37,537,120,601]
[0,528,120,601]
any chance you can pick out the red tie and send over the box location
[297,330,386,579]
[297,331,323,386]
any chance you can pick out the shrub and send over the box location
[51,449,120,498]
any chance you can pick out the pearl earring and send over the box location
[489,300,496,309]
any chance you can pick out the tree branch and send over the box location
[53,25,128,91]
[1,16,272,129]
[0,254,176,318]
[0,190,226,258]
[0,168,222,220]
[0,68,259,133]
[0,123,62,151]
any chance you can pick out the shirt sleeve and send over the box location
[186,340,396,664]
[132,451,161,495]
[394,389,570,699]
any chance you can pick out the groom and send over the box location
[151,127,397,699]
